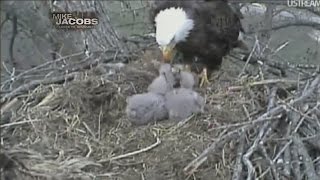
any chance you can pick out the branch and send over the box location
[260,145,279,180]
[228,79,299,91]
[1,72,77,103]
[292,136,319,180]
[184,75,320,174]
[98,137,161,163]
[247,21,320,34]
[291,140,302,180]
[9,14,18,68]
[231,131,246,180]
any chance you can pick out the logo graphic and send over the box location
[51,12,99,29]
[287,0,320,7]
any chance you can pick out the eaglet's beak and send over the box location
[160,42,176,63]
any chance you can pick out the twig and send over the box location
[0,12,10,29]
[267,87,278,111]
[95,173,119,177]
[243,121,272,180]
[1,72,77,103]
[246,21,320,34]
[0,119,42,128]
[184,104,292,174]
[259,145,279,180]
[256,168,271,180]
[0,97,19,114]
[169,114,195,133]
[98,105,103,140]
[293,75,320,106]
[184,75,320,174]
[243,105,252,121]
[291,140,302,180]
[98,137,161,163]
[14,51,84,80]
[293,106,319,131]
[283,117,292,178]
[273,83,319,163]
[243,87,278,180]
[9,14,18,68]
[85,139,92,158]
[272,41,290,55]
[82,122,96,139]
[184,127,244,174]
[228,79,298,91]
[238,35,258,78]
[231,130,246,180]
[292,136,319,180]
[273,139,293,163]
[1,59,14,77]
[208,116,279,131]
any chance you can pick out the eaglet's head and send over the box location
[155,7,194,62]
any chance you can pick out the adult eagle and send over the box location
[149,0,245,86]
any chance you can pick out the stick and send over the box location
[1,97,19,114]
[1,72,77,103]
[208,116,279,131]
[291,138,302,180]
[14,52,84,80]
[184,127,243,174]
[283,118,292,178]
[238,35,258,78]
[260,145,279,180]
[231,130,246,180]
[228,79,298,91]
[0,119,42,128]
[98,137,161,163]
[293,136,319,180]
[243,121,272,180]
[184,75,320,174]
[243,87,278,180]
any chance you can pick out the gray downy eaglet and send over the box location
[126,93,168,125]
[165,88,205,121]
[148,63,175,95]
[172,66,197,89]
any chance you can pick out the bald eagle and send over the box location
[149,0,245,86]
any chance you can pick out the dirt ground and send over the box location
[1,50,319,180]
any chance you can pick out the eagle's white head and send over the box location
[155,7,194,61]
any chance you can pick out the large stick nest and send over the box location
[1,49,320,180]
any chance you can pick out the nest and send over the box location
[1,52,320,180]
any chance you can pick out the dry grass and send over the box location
[1,52,319,180]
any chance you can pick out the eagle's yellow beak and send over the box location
[160,43,176,63]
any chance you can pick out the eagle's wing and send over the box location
[195,0,243,46]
